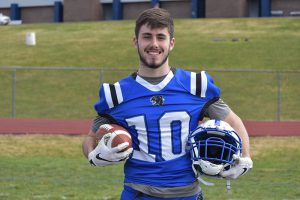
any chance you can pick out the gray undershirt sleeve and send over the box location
[91,114,117,133]
[204,98,231,120]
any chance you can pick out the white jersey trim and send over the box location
[103,83,114,109]
[136,70,174,92]
[190,70,207,97]
[190,72,196,95]
[114,82,123,104]
[201,71,207,98]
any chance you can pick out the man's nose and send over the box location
[151,37,159,47]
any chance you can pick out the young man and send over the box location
[83,8,252,200]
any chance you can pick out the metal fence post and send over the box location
[99,69,104,85]
[277,71,281,121]
[12,68,16,118]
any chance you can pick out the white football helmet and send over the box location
[188,119,242,178]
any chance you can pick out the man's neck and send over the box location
[138,74,168,85]
[137,64,171,77]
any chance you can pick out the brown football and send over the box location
[96,124,132,152]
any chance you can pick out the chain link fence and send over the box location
[1,66,300,121]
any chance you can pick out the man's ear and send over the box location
[169,37,175,51]
[133,37,138,48]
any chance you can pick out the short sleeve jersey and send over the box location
[94,68,220,187]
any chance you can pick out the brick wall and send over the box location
[63,0,102,22]
[206,0,248,18]
[272,0,300,16]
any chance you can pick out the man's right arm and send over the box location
[82,130,98,158]
[82,114,116,158]
[82,114,132,166]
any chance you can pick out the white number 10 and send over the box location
[125,111,190,162]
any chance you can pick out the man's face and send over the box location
[134,24,175,69]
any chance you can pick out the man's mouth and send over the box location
[145,49,162,55]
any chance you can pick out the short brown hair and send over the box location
[135,8,174,39]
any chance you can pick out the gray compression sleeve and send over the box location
[91,114,117,133]
[204,98,231,120]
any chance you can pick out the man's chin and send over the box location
[146,63,163,69]
[143,59,168,69]
[139,53,169,69]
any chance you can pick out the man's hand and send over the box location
[88,132,133,167]
[219,155,253,179]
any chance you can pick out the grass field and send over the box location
[0,135,299,200]
[0,18,300,120]
[0,18,299,70]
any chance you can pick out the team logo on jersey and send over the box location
[150,95,165,106]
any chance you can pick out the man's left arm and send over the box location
[220,110,253,179]
[223,111,250,157]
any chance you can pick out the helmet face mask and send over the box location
[188,120,242,177]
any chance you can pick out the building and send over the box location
[0,0,299,24]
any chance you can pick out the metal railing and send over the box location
[1,66,300,121]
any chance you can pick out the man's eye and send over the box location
[157,35,166,40]
[143,35,152,39]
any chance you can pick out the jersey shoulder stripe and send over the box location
[190,71,208,97]
[103,82,123,108]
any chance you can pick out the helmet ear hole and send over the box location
[193,164,201,172]
[223,164,231,171]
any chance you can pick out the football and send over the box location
[96,124,132,152]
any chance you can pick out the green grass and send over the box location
[0,135,299,200]
[0,18,300,120]
[0,18,299,69]
[173,18,300,70]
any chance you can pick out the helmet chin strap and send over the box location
[192,160,220,186]
[192,160,234,194]
[197,175,215,186]
[226,179,232,194]
[196,173,233,194]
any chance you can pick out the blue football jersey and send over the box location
[94,68,220,187]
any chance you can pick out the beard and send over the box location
[137,45,170,69]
